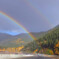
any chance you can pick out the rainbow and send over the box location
[25,0,53,27]
[0,11,37,40]
[0,1,53,41]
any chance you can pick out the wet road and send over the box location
[13,56,52,59]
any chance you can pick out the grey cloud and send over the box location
[0,0,58,34]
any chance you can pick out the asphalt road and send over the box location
[13,56,52,59]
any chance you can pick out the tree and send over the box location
[54,41,59,55]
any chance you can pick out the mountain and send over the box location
[0,33,13,41]
[1,25,59,48]
[22,25,59,55]
[0,32,46,48]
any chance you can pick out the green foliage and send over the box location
[40,26,59,50]
[22,25,59,55]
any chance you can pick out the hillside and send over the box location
[0,32,45,48]
[0,33,14,41]
[22,25,59,55]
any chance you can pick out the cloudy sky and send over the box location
[0,0,59,35]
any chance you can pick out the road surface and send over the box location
[0,54,58,59]
[13,56,53,59]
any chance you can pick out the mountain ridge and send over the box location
[0,32,46,48]
[0,24,59,48]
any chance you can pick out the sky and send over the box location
[0,0,59,35]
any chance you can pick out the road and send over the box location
[0,54,58,59]
[13,56,52,59]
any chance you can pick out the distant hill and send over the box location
[0,32,46,48]
[22,25,59,55]
[0,33,13,41]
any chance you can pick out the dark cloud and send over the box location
[0,0,58,35]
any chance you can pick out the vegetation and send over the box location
[22,25,59,55]
[0,46,24,53]
[0,25,59,55]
